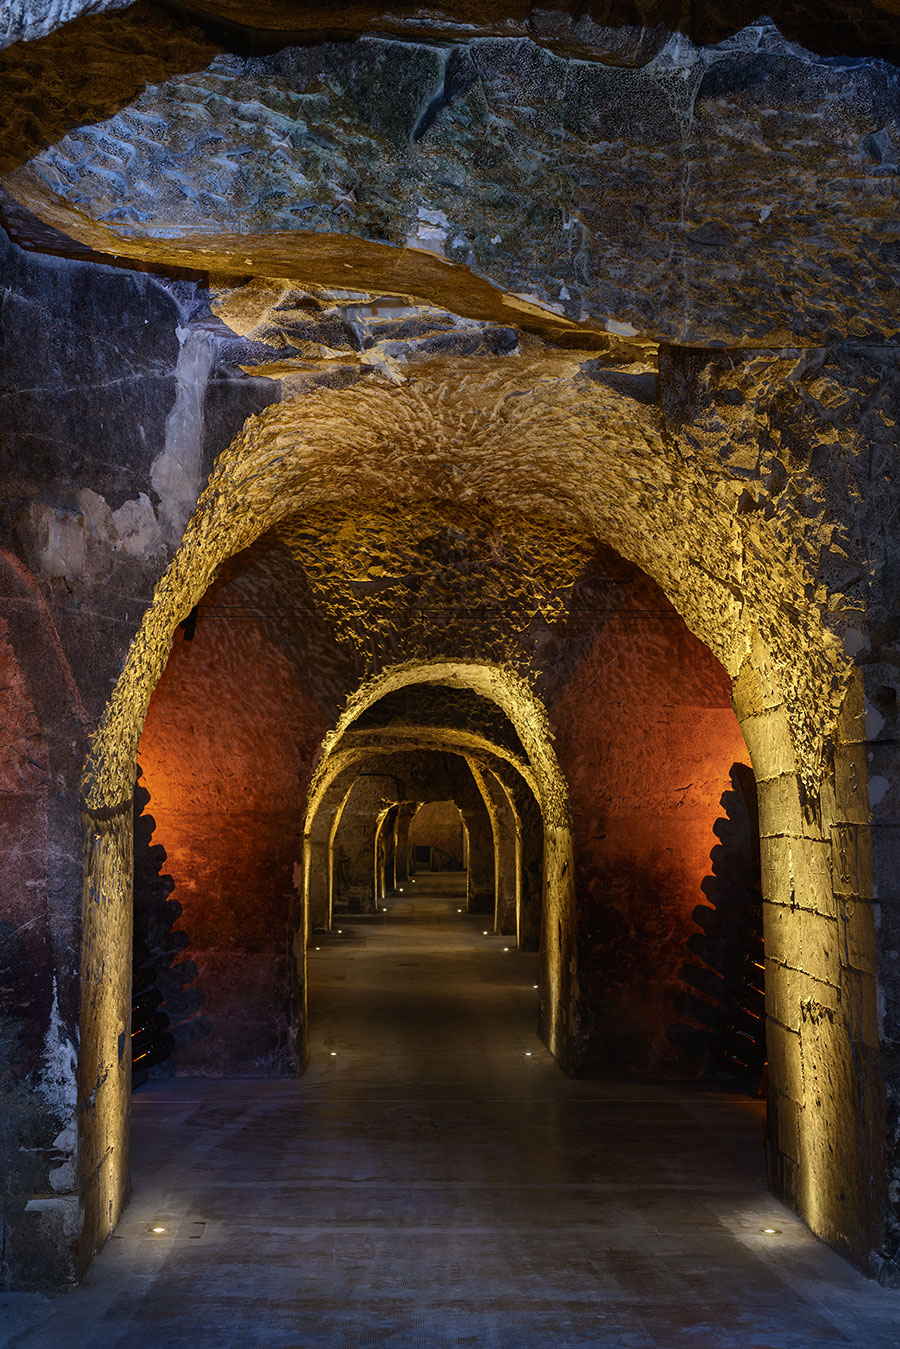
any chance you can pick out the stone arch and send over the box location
[301,663,574,1056]
[330,773,403,915]
[303,726,545,942]
[74,372,881,1274]
[80,364,858,818]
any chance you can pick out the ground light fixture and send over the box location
[761,1227,782,1235]
[149,1226,166,1234]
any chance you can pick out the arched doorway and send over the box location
[77,369,881,1277]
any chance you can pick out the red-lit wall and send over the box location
[138,603,328,1075]
[139,555,748,1080]
[550,571,750,1077]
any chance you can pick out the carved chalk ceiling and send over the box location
[3,0,897,812]
[1,5,898,344]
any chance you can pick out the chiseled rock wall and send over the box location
[4,22,899,345]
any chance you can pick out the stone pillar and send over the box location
[460,803,494,915]
[379,804,399,895]
[305,837,331,932]
[305,781,356,934]
[735,656,884,1273]
[468,762,520,935]
[78,807,133,1279]
[394,802,418,885]
[516,783,544,953]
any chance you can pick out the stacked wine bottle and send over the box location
[132,937,175,1087]
[719,901,768,1096]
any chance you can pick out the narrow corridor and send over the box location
[6,876,897,1348]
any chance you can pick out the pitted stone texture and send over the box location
[277,502,593,671]
[211,281,523,384]
[0,6,219,177]
[5,26,899,345]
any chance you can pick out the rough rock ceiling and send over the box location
[7,0,896,815]
[3,12,897,344]
[276,501,595,667]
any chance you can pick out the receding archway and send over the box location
[75,368,882,1279]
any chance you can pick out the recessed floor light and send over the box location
[761,1227,781,1235]
[330,1051,338,1057]
[533,984,538,989]
[503,946,510,952]
[524,1052,532,1057]
[150,1225,166,1234]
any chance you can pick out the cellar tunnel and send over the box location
[1,2,898,1323]
[116,482,760,1095]
[68,365,884,1287]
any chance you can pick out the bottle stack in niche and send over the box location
[719,900,767,1095]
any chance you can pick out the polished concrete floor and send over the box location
[5,873,900,1348]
